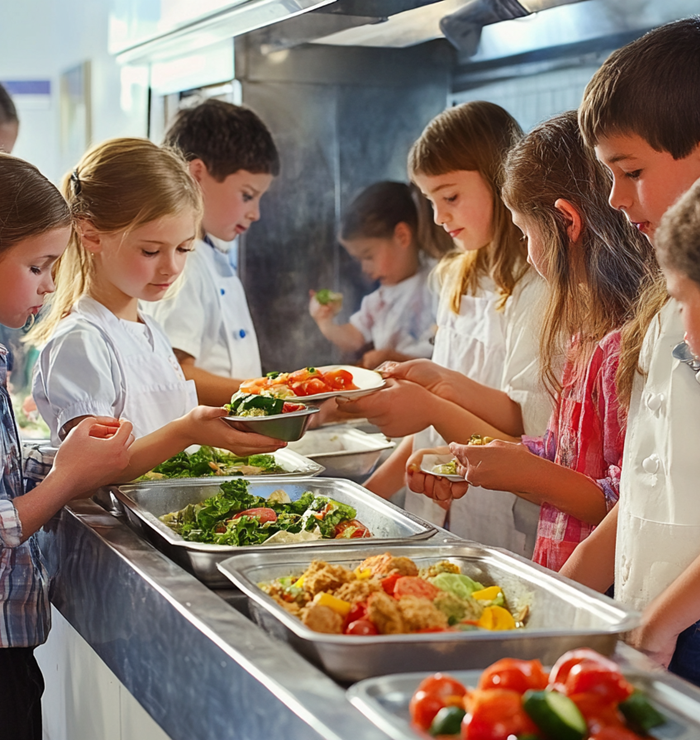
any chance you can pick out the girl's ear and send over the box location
[77,220,102,254]
[554,198,583,243]
[393,221,413,249]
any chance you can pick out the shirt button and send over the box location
[646,393,664,411]
[642,454,660,474]
[239,329,246,339]
[220,288,225,295]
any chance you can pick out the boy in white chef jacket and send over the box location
[146,100,279,406]
[560,19,700,687]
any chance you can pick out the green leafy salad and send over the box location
[159,478,368,547]
[139,446,285,480]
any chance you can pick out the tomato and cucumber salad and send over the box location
[408,650,667,739]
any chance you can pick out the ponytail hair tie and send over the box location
[71,169,82,195]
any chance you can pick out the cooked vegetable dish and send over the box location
[410,649,667,739]
[225,391,307,417]
[315,289,343,306]
[431,459,459,475]
[159,479,371,547]
[260,553,528,636]
[240,366,358,398]
[139,446,286,480]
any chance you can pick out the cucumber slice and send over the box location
[429,706,465,736]
[523,690,587,740]
[619,690,666,733]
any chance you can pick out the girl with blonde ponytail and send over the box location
[32,138,284,479]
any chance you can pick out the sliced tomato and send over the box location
[344,601,367,629]
[231,507,277,523]
[282,402,306,413]
[292,377,331,396]
[564,662,633,704]
[477,658,549,694]
[394,576,440,600]
[461,688,538,740]
[334,519,371,538]
[323,368,357,390]
[549,648,619,687]
[380,573,401,595]
[410,674,467,731]
[569,692,625,734]
[345,619,378,636]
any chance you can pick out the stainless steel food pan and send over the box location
[216,543,640,683]
[130,447,324,485]
[347,666,700,740]
[288,428,395,479]
[111,478,436,588]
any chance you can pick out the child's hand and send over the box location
[51,416,134,497]
[405,446,468,509]
[309,290,341,323]
[184,406,288,456]
[338,379,435,437]
[379,358,451,396]
[449,439,533,492]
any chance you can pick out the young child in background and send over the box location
[342,102,550,558]
[560,19,700,686]
[441,111,654,572]
[0,152,134,740]
[146,100,280,406]
[309,181,452,369]
[31,138,284,481]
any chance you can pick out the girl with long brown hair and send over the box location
[342,101,551,558]
[31,138,284,480]
[445,111,655,572]
[0,153,135,740]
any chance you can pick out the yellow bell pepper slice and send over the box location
[471,586,503,602]
[293,575,305,588]
[312,592,352,616]
[354,567,372,580]
[477,605,516,631]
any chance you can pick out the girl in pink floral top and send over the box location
[443,111,656,572]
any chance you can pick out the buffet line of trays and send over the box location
[93,430,700,740]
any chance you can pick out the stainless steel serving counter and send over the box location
[37,498,393,740]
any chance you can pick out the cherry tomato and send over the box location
[569,692,625,734]
[589,727,646,740]
[410,674,467,731]
[231,508,277,523]
[564,662,633,704]
[343,602,367,630]
[380,573,401,595]
[461,688,538,740]
[345,619,378,636]
[394,576,440,600]
[477,658,549,694]
[549,649,619,687]
[334,519,371,538]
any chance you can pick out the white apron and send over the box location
[145,236,262,380]
[34,296,198,444]
[616,300,700,611]
[405,275,547,559]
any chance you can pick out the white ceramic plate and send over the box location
[420,453,464,482]
[248,365,386,403]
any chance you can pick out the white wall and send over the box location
[0,0,147,184]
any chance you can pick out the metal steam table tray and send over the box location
[217,542,640,683]
[347,660,700,739]
[108,477,436,588]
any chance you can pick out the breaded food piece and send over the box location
[300,603,344,634]
[335,578,382,605]
[360,553,419,580]
[302,560,355,596]
[398,595,449,632]
[433,590,483,623]
[419,560,460,580]
[266,581,311,608]
[270,592,304,618]
[367,590,406,634]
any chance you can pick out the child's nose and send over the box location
[608,176,632,212]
